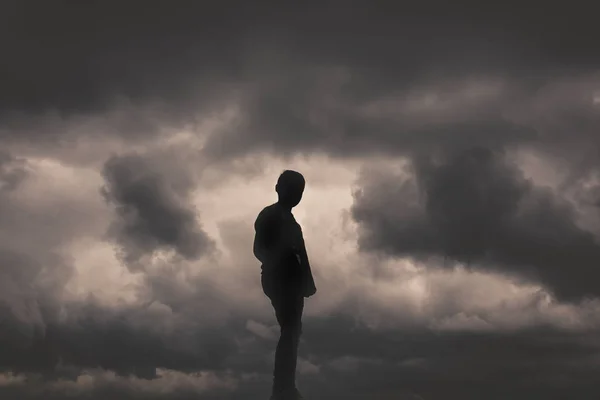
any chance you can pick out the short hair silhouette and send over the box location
[277,170,305,188]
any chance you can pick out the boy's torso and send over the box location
[258,203,305,275]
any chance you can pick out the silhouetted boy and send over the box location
[253,170,317,400]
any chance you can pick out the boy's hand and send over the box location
[304,285,317,298]
[303,273,317,298]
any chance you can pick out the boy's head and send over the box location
[276,170,305,208]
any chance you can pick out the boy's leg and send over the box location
[271,292,304,396]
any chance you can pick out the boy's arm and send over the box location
[298,231,317,297]
[253,210,284,266]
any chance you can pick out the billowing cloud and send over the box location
[101,153,214,269]
[351,147,600,301]
[0,152,74,374]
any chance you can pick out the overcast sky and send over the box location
[2,1,600,399]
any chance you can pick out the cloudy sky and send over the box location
[2,1,600,399]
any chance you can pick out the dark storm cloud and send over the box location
[0,275,278,398]
[196,3,600,162]
[0,1,247,146]
[2,312,600,400]
[0,249,65,373]
[302,316,600,400]
[2,1,599,149]
[0,151,75,374]
[0,151,236,397]
[351,147,600,301]
[0,269,262,381]
[0,0,249,115]
[0,151,28,191]
[45,302,239,378]
[0,373,236,400]
[201,64,537,161]
[0,181,262,392]
[101,153,214,268]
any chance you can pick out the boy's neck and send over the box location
[276,200,293,212]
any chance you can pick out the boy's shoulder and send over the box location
[258,203,279,217]
[255,203,282,226]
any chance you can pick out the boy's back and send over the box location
[254,202,307,297]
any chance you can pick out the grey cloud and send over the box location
[4,2,599,113]
[0,153,74,374]
[45,302,241,378]
[351,146,600,301]
[0,275,260,379]
[298,316,600,400]
[0,151,28,191]
[2,3,600,233]
[0,1,246,115]
[0,148,247,388]
[0,149,262,398]
[101,153,214,269]
[0,369,237,400]
[201,64,541,162]
[3,2,599,154]
[3,313,600,400]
